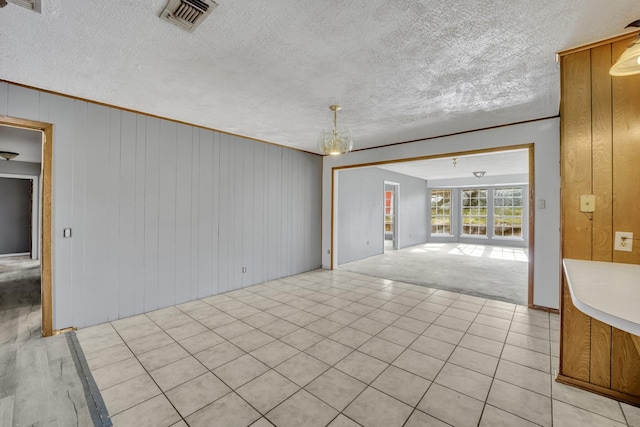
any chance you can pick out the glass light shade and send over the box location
[318,128,353,156]
[610,38,640,76]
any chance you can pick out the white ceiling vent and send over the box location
[7,0,41,13]
[160,0,218,32]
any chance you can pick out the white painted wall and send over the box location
[323,118,561,309]
[0,82,322,329]
[337,167,428,265]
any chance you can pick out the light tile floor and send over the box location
[76,269,640,427]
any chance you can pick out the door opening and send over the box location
[384,182,399,252]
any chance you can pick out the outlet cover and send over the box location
[580,195,595,213]
[614,231,633,252]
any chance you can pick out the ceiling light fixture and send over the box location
[318,105,353,156]
[0,151,19,161]
[473,171,486,178]
[610,20,640,76]
[452,158,457,167]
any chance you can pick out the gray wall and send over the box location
[337,167,428,265]
[0,177,31,254]
[0,161,41,176]
[0,82,322,329]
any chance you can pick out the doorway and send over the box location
[0,117,52,337]
[384,182,399,252]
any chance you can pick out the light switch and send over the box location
[537,199,546,209]
[63,228,72,238]
[580,195,595,213]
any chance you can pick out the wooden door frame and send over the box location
[0,115,53,337]
[330,143,537,308]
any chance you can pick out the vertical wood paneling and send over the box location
[270,146,282,280]
[198,129,214,298]
[243,139,254,287]
[175,124,193,304]
[218,134,230,293]
[560,50,592,382]
[84,104,110,325]
[0,82,8,115]
[134,114,146,314]
[158,121,177,308]
[7,85,39,119]
[253,142,265,285]
[144,117,160,312]
[107,108,121,321]
[280,149,290,277]
[189,128,200,300]
[612,329,640,395]
[118,111,137,318]
[210,132,220,296]
[232,137,244,289]
[48,95,75,328]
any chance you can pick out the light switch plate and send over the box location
[63,228,72,238]
[614,231,633,252]
[580,195,596,213]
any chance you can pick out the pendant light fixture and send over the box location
[318,105,353,156]
[610,20,640,76]
[0,151,18,161]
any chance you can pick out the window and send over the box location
[384,190,394,233]
[462,189,487,236]
[431,189,451,234]
[494,187,523,238]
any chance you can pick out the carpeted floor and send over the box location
[339,242,528,305]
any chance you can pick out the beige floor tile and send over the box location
[285,310,321,327]
[553,400,626,427]
[164,321,208,341]
[305,303,338,317]
[166,372,231,417]
[405,308,440,324]
[195,341,245,370]
[376,325,419,347]
[78,332,124,354]
[327,414,362,427]
[213,320,255,340]
[127,331,174,355]
[186,392,260,427]
[409,335,455,360]
[242,311,279,328]
[495,359,551,397]
[335,351,388,384]
[426,295,456,307]
[329,327,372,349]
[371,365,431,406]
[149,356,207,391]
[186,305,222,320]
[442,307,477,321]
[418,383,484,427]
[450,300,483,313]
[266,390,338,427]
[479,306,514,320]
[110,314,153,331]
[357,336,405,363]
[169,420,188,427]
[324,309,360,325]
[304,338,352,365]
[138,342,190,371]
[275,352,330,387]
[365,309,401,324]
[118,321,163,342]
[266,304,299,318]
[414,301,448,315]
[552,378,625,423]
[433,315,472,332]
[480,404,540,427]
[392,349,444,381]
[467,323,508,342]
[506,331,550,354]
[102,374,161,416]
[509,320,549,340]
[230,329,275,352]
[392,295,421,307]
[434,363,492,401]
[501,344,550,373]
[344,387,412,427]
[198,312,236,329]
[513,312,549,328]
[404,410,450,427]
[250,339,300,367]
[281,328,324,350]
[422,324,464,345]
[622,403,640,427]
[448,346,499,377]
[487,379,551,427]
[214,354,270,389]
[178,330,224,354]
[258,319,300,338]
[85,343,133,370]
[474,313,512,330]
[93,357,146,390]
[110,394,181,427]
[380,301,412,315]
[350,317,387,335]
[458,333,504,358]
[343,302,375,316]
[236,370,299,413]
[305,367,366,411]
[484,299,515,311]
[305,318,344,336]
[359,296,388,309]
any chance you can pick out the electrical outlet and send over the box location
[614,231,633,252]
[580,195,595,213]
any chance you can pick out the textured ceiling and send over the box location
[0,126,42,163]
[1,1,639,154]
[377,149,528,181]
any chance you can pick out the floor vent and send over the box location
[8,0,41,12]
[160,0,218,32]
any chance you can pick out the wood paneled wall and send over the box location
[559,34,640,404]
[0,82,322,329]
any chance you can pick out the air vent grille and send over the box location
[160,0,217,32]
[8,0,41,12]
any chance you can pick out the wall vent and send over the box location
[8,0,41,12]
[160,0,217,32]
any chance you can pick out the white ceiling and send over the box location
[0,126,42,163]
[0,1,638,154]
[377,149,528,181]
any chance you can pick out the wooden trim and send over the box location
[0,79,320,157]
[330,168,335,270]
[531,305,559,314]
[556,374,640,407]
[52,327,77,335]
[0,115,53,337]
[557,30,639,58]
[349,116,559,153]
[527,144,535,307]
